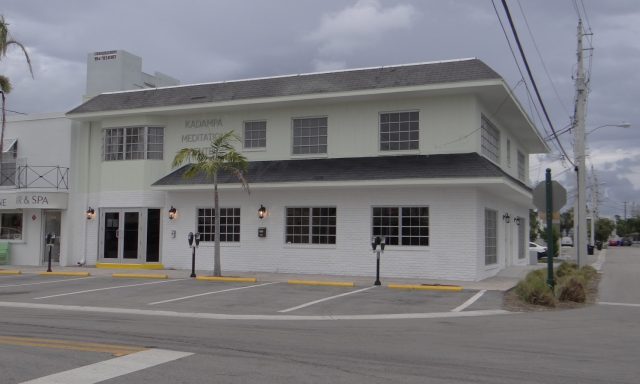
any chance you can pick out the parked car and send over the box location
[529,242,548,258]
[561,237,574,247]
[608,239,619,246]
[621,238,633,246]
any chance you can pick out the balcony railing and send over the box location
[0,162,69,190]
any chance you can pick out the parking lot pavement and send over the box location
[0,273,505,317]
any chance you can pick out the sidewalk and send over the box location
[0,264,532,291]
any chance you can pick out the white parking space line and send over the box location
[148,282,277,305]
[599,301,640,308]
[18,348,193,384]
[451,290,486,312]
[33,279,188,300]
[0,276,94,288]
[278,286,376,313]
[0,301,514,321]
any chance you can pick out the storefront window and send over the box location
[0,212,22,240]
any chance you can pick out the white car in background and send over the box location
[561,237,574,247]
[529,242,547,258]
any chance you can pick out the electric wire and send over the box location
[516,0,571,117]
[500,0,575,167]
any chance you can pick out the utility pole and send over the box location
[590,166,596,245]
[573,19,589,267]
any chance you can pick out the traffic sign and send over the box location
[532,180,567,211]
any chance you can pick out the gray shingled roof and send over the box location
[152,153,530,191]
[68,59,501,115]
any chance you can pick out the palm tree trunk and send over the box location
[213,172,221,276]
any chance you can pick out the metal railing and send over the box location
[0,163,70,190]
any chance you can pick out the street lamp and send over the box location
[587,122,631,135]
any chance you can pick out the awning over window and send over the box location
[2,139,17,153]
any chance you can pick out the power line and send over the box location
[516,0,571,117]
[499,0,575,167]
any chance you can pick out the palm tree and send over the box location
[172,131,249,276]
[0,15,33,159]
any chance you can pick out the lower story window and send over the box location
[0,211,22,240]
[485,209,497,265]
[286,207,336,244]
[372,207,429,246]
[197,208,241,242]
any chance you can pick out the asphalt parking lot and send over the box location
[0,273,504,317]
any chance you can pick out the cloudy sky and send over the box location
[1,0,639,217]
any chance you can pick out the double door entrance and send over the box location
[99,208,161,263]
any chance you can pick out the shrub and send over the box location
[515,270,556,307]
[555,262,578,278]
[578,265,598,281]
[556,275,586,303]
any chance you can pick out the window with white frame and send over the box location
[379,111,419,151]
[292,117,327,155]
[481,115,500,163]
[285,207,336,244]
[0,211,22,240]
[372,206,429,246]
[517,150,526,181]
[485,209,497,265]
[244,120,266,149]
[103,126,164,161]
[197,208,241,242]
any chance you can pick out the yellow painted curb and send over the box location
[288,280,355,288]
[39,272,91,277]
[112,273,168,279]
[196,276,257,283]
[97,263,165,270]
[0,270,21,275]
[387,284,463,292]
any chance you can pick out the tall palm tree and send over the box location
[172,131,249,276]
[0,15,33,158]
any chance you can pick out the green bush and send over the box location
[513,262,598,307]
[515,270,556,307]
[555,262,578,278]
[556,275,586,303]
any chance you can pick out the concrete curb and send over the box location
[288,280,355,287]
[388,284,463,292]
[196,276,258,283]
[0,270,22,275]
[112,273,168,279]
[38,272,91,277]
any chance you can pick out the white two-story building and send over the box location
[66,58,548,281]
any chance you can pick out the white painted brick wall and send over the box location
[162,186,482,280]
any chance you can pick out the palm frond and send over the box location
[0,75,11,93]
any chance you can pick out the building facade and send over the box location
[1,50,177,267]
[65,58,548,281]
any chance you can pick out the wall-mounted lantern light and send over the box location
[514,217,521,226]
[169,206,177,220]
[502,213,511,223]
[86,207,95,220]
[258,205,267,219]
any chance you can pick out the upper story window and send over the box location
[103,126,164,161]
[380,111,419,151]
[517,150,526,181]
[292,117,327,155]
[244,120,266,149]
[481,115,500,163]
[0,139,17,187]
[506,139,511,167]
